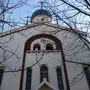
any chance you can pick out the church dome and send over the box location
[31,9,52,23]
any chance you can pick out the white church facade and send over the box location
[0,9,90,90]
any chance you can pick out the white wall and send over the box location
[0,24,90,90]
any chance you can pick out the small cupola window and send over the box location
[46,43,53,50]
[33,43,40,50]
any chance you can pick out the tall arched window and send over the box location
[46,43,53,50]
[0,68,4,86]
[33,43,40,50]
[40,65,48,83]
[25,67,32,90]
[56,67,64,90]
[83,66,90,89]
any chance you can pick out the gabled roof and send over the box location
[0,23,57,37]
[0,23,66,38]
[0,23,88,38]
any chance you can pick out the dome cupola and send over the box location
[31,9,52,23]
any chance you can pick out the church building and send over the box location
[0,8,90,90]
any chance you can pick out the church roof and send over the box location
[0,23,87,38]
[0,23,63,38]
[31,9,52,22]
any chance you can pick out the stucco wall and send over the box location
[0,24,90,90]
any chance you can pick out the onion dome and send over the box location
[31,9,52,23]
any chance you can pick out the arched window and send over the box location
[56,67,64,90]
[40,65,48,83]
[83,66,90,89]
[46,43,53,50]
[0,68,4,86]
[33,43,40,50]
[25,67,32,90]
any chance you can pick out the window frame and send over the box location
[56,66,64,90]
[83,66,90,89]
[46,43,53,50]
[33,43,41,50]
[40,65,49,83]
[0,66,4,86]
[25,67,32,90]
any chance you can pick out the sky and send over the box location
[0,0,44,31]
[9,0,41,25]
[0,0,90,34]
[6,0,70,25]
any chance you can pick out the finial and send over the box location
[39,1,44,9]
[25,16,30,25]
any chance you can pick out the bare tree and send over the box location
[0,0,28,72]
[0,0,27,32]
[40,0,90,88]
[0,0,90,90]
